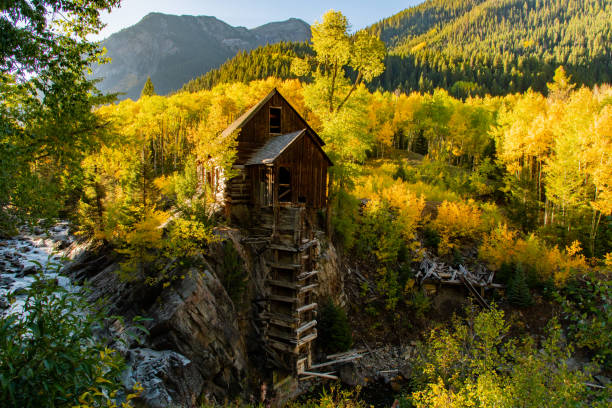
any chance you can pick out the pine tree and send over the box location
[141,76,156,98]
[318,300,353,353]
[507,265,533,307]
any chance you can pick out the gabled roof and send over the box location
[245,129,306,165]
[219,88,325,146]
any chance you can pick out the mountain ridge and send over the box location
[91,13,311,99]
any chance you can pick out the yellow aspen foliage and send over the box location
[379,180,426,243]
[431,200,483,256]
[117,209,169,281]
[479,224,588,284]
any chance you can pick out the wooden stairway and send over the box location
[258,205,319,373]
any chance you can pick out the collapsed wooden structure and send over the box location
[416,258,504,308]
[208,89,333,374]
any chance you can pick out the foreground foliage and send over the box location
[0,273,137,408]
[409,306,610,408]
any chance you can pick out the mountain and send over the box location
[91,13,310,99]
[367,0,612,95]
[180,0,611,97]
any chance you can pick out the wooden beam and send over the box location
[269,294,299,304]
[296,303,317,313]
[297,270,318,280]
[265,312,300,324]
[268,338,297,354]
[296,320,317,336]
[269,262,302,270]
[300,371,338,380]
[297,331,317,347]
[299,240,318,251]
[298,283,318,294]
[327,349,367,360]
[310,354,363,369]
[269,244,298,252]
[267,279,299,290]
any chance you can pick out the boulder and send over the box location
[0,297,9,310]
[18,264,37,277]
[0,276,14,289]
[123,348,204,408]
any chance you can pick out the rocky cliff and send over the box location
[61,226,342,407]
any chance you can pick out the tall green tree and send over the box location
[0,0,120,232]
[292,10,386,113]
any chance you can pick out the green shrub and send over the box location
[422,227,441,252]
[506,266,533,307]
[318,300,353,354]
[0,273,135,408]
[556,276,612,370]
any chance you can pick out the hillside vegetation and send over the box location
[183,0,611,96]
[368,0,612,95]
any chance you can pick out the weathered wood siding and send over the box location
[235,93,311,164]
[273,131,329,209]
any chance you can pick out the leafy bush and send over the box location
[431,200,483,256]
[331,189,361,250]
[479,224,588,285]
[556,275,612,370]
[318,301,353,354]
[0,274,138,408]
[410,307,603,408]
[289,385,366,408]
[164,217,218,262]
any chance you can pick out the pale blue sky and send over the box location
[95,0,423,40]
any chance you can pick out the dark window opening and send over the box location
[278,166,291,202]
[259,167,272,206]
[270,107,281,133]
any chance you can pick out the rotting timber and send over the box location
[202,88,333,377]
[255,205,320,373]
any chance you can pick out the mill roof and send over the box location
[219,88,325,146]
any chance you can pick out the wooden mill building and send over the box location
[203,88,333,375]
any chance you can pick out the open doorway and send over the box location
[278,166,291,203]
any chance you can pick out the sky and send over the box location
[94,0,423,40]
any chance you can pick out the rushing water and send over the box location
[0,222,80,316]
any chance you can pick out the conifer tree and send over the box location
[141,76,156,98]
[507,265,533,307]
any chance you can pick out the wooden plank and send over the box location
[327,349,368,360]
[310,354,363,369]
[297,270,318,280]
[296,331,317,347]
[296,303,317,313]
[265,312,300,324]
[298,283,318,294]
[268,338,297,354]
[269,262,302,270]
[295,320,317,336]
[269,294,299,304]
[269,244,298,252]
[300,371,338,380]
[269,318,298,329]
[267,279,299,290]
